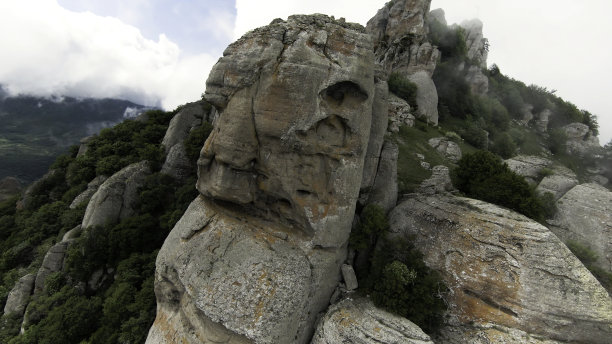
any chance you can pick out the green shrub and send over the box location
[369,237,447,333]
[490,133,517,159]
[388,73,418,111]
[453,151,550,222]
[349,204,388,251]
[548,128,567,155]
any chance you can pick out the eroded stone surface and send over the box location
[388,194,612,343]
[505,155,552,184]
[147,14,374,344]
[367,0,440,125]
[387,93,415,132]
[81,161,150,229]
[428,137,461,162]
[366,141,398,213]
[548,183,612,275]
[3,273,35,316]
[311,297,433,344]
[69,175,107,209]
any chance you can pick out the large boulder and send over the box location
[81,161,150,229]
[311,297,434,344]
[69,175,107,209]
[147,14,375,344]
[388,194,612,343]
[563,122,600,156]
[407,71,439,125]
[428,137,461,163]
[33,241,71,293]
[548,183,612,275]
[387,94,415,132]
[504,155,552,184]
[161,101,205,153]
[160,143,192,182]
[3,273,35,316]
[535,165,578,201]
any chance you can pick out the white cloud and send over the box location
[234,0,387,39]
[0,0,215,109]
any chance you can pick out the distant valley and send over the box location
[0,87,150,184]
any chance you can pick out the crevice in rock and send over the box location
[462,289,518,318]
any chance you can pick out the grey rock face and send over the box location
[161,101,204,153]
[81,161,150,229]
[387,94,415,132]
[3,273,35,316]
[535,166,578,201]
[428,8,446,27]
[161,143,192,182]
[505,155,552,184]
[341,264,358,291]
[520,103,535,125]
[435,323,565,344]
[361,70,389,195]
[388,195,612,343]
[311,297,433,344]
[407,71,439,125]
[548,183,612,275]
[367,0,439,125]
[464,65,488,95]
[535,109,551,133]
[69,175,108,209]
[459,19,488,69]
[428,137,461,162]
[148,14,374,344]
[417,165,454,195]
[366,141,399,213]
[563,122,600,156]
[34,241,70,293]
[77,135,94,157]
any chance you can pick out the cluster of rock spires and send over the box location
[5,0,612,343]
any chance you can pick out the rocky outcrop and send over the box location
[505,155,552,184]
[161,101,205,152]
[435,323,565,344]
[417,165,454,195]
[3,273,35,316]
[428,8,446,27]
[311,297,433,344]
[407,71,439,125]
[387,94,415,132]
[361,69,389,196]
[160,143,192,182]
[535,165,578,201]
[81,161,150,229]
[77,135,94,157]
[147,14,375,344]
[520,103,535,125]
[34,241,70,293]
[69,175,107,209]
[428,137,461,162]
[459,19,488,69]
[548,183,612,275]
[563,122,600,156]
[367,0,440,125]
[366,141,398,213]
[388,194,612,343]
[535,109,551,133]
[464,65,488,96]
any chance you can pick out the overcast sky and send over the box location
[0,0,610,143]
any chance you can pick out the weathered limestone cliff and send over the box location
[146,15,376,344]
[367,0,440,125]
[388,194,612,343]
